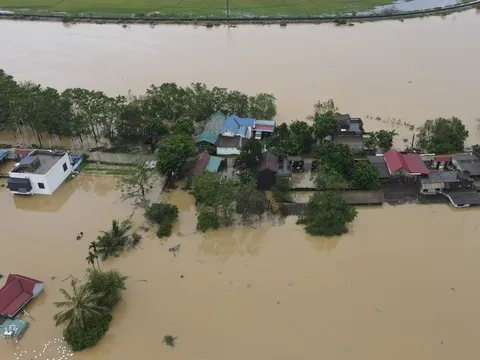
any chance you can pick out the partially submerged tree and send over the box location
[271,176,292,203]
[84,269,127,310]
[248,93,277,119]
[417,117,468,153]
[94,220,132,260]
[296,191,357,236]
[145,202,179,238]
[375,129,397,150]
[315,165,350,190]
[120,162,156,198]
[351,162,381,190]
[196,211,221,232]
[53,280,107,330]
[312,99,339,141]
[239,138,263,170]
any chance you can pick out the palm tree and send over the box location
[96,220,132,260]
[89,241,101,269]
[53,280,107,330]
[85,252,97,269]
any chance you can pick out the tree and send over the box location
[145,203,179,238]
[86,252,97,270]
[196,211,221,232]
[95,220,132,260]
[64,313,112,352]
[121,162,156,198]
[248,93,277,119]
[272,176,292,203]
[296,191,357,236]
[84,269,127,310]
[363,133,378,151]
[312,99,339,141]
[315,165,350,190]
[417,117,468,153]
[316,142,355,179]
[289,121,314,155]
[193,172,235,221]
[351,162,381,190]
[53,280,107,330]
[375,129,396,150]
[88,242,101,269]
[172,117,194,135]
[238,138,263,170]
[236,182,264,222]
[156,134,196,182]
[238,169,256,185]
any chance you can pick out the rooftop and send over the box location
[384,149,429,175]
[258,151,278,172]
[196,111,227,145]
[452,154,480,176]
[191,152,210,175]
[334,114,364,134]
[10,150,68,175]
[217,136,242,149]
[421,171,459,184]
[221,115,255,136]
[0,274,43,318]
[367,156,391,179]
[205,156,223,172]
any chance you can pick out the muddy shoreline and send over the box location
[0,0,478,25]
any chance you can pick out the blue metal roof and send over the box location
[221,115,255,136]
[0,150,9,161]
[206,156,223,172]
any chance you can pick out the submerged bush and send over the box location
[157,223,173,238]
[145,203,179,225]
[196,211,220,232]
[65,314,112,352]
[84,269,127,310]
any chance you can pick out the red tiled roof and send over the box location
[192,152,210,175]
[434,156,452,162]
[384,149,429,175]
[0,274,43,318]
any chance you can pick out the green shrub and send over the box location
[157,223,173,238]
[196,211,220,232]
[145,203,179,225]
[64,314,112,352]
[84,269,127,310]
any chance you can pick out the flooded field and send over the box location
[1,10,480,149]
[1,176,480,359]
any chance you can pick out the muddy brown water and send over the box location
[1,10,480,149]
[1,176,480,359]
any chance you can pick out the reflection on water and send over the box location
[1,11,480,150]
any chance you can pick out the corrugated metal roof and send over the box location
[384,149,429,175]
[192,152,210,175]
[258,151,278,172]
[221,115,255,135]
[0,150,9,160]
[196,112,227,145]
[206,156,223,172]
[0,274,43,318]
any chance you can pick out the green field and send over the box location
[0,0,397,17]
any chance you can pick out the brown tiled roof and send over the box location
[258,151,278,172]
[192,152,210,175]
[0,274,43,317]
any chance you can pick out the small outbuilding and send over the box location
[0,274,44,318]
[257,151,279,190]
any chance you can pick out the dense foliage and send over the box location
[0,71,276,149]
[120,162,156,198]
[94,220,133,260]
[271,176,292,203]
[316,142,355,179]
[351,162,381,190]
[193,172,235,222]
[265,121,314,156]
[145,202,179,238]
[238,138,263,170]
[315,165,350,190]
[417,117,468,153]
[155,133,196,181]
[85,269,127,309]
[196,211,221,232]
[312,100,339,141]
[64,313,113,352]
[296,191,357,236]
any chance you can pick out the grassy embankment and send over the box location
[0,0,396,17]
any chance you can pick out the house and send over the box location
[367,156,391,179]
[0,274,44,318]
[195,111,227,152]
[384,149,429,177]
[216,115,255,155]
[431,156,452,170]
[7,150,74,195]
[0,149,9,162]
[253,120,276,140]
[187,152,225,187]
[332,114,365,153]
[220,115,255,138]
[452,154,480,178]
[257,151,280,190]
[420,171,472,195]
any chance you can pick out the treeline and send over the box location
[0,70,276,149]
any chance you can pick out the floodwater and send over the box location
[1,10,480,148]
[1,177,480,360]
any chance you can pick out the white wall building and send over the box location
[8,150,73,195]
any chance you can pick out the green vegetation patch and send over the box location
[82,163,136,176]
[0,0,398,17]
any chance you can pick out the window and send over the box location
[63,162,68,172]
[38,182,45,189]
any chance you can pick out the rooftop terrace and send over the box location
[10,151,67,175]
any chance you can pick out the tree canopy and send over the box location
[155,133,196,179]
[296,191,357,236]
[312,99,339,141]
[316,142,355,179]
[351,162,381,190]
[417,117,468,153]
[239,138,263,170]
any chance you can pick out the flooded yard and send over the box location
[1,176,480,359]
